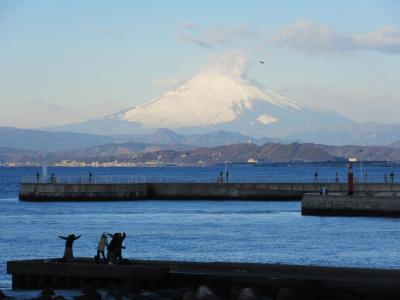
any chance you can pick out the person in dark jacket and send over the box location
[314,171,318,183]
[59,234,81,262]
[107,233,118,264]
[115,232,126,264]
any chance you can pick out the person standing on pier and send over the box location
[96,232,108,263]
[390,171,395,183]
[59,234,81,262]
[108,232,126,264]
[115,232,126,264]
[107,233,117,264]
[314,171,318,183]
[335,172,339,183]
[89,172,93,183]
[322,185,327,195]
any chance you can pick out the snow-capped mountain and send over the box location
[47,64,400,145]
[51,69,351,140]
[114,71,301,129]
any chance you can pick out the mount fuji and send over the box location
[49,68,360,144]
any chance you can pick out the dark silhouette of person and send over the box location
[59,234,81,262]
[335,172,339,183]
[89,172,93,183]
[107,233,117,264]
[219,171,224,183]
[108,232,126,264]
[390,172,394,183]
[226,171,229,182]
[36,172,40,183]
[115,232,126,264]
[322,185,327,195]
[50,173,56,183]
[314,171,318,183]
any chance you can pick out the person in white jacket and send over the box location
[96,232,109,263]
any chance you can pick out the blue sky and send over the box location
[1,0,400,128]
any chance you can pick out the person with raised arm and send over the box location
[59,234,81,262]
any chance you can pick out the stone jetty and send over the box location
[302,193,400,217]
[7,258,400,299]
[19,182,400,201]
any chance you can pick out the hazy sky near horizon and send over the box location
[1,0,400,128]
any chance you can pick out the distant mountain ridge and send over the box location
[144,128,284,147]
[387,139,400,149]
[3,140,400,166]
[0,127,124,152]
[0,127,286,152]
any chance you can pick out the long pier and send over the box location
[19,182,400,201]
[7,259,400,298]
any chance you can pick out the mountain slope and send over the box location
[110,71,353,139]
[117,72,301,129]
[145,128,188,145]
[0,127,127,151]
[388,140,400,148]
[0,126,289,152]
[49,70,352,142]
[44,62,400,146]
[4,141,400,165]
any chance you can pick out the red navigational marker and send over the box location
[348,160,354,195]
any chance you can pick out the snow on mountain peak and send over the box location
[118,53,301,129]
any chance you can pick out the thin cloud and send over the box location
[273,19,400,54]
[30,100,72,113]
[204,50,249,78]
[355,27,400,53]
[178,23,252,49]
[182,36,214,49]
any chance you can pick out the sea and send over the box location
[1,162,400,296]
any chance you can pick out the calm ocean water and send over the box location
[1,163,400,291]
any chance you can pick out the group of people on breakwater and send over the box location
[33,169,397,185]
[217,170,229,183]
[59,232,126,265]
[384,172,395,183]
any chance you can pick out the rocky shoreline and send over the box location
[0,282,390,300]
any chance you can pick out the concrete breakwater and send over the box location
[302,193,400,217]
[19,182,400,201]
[8,258,400,299]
